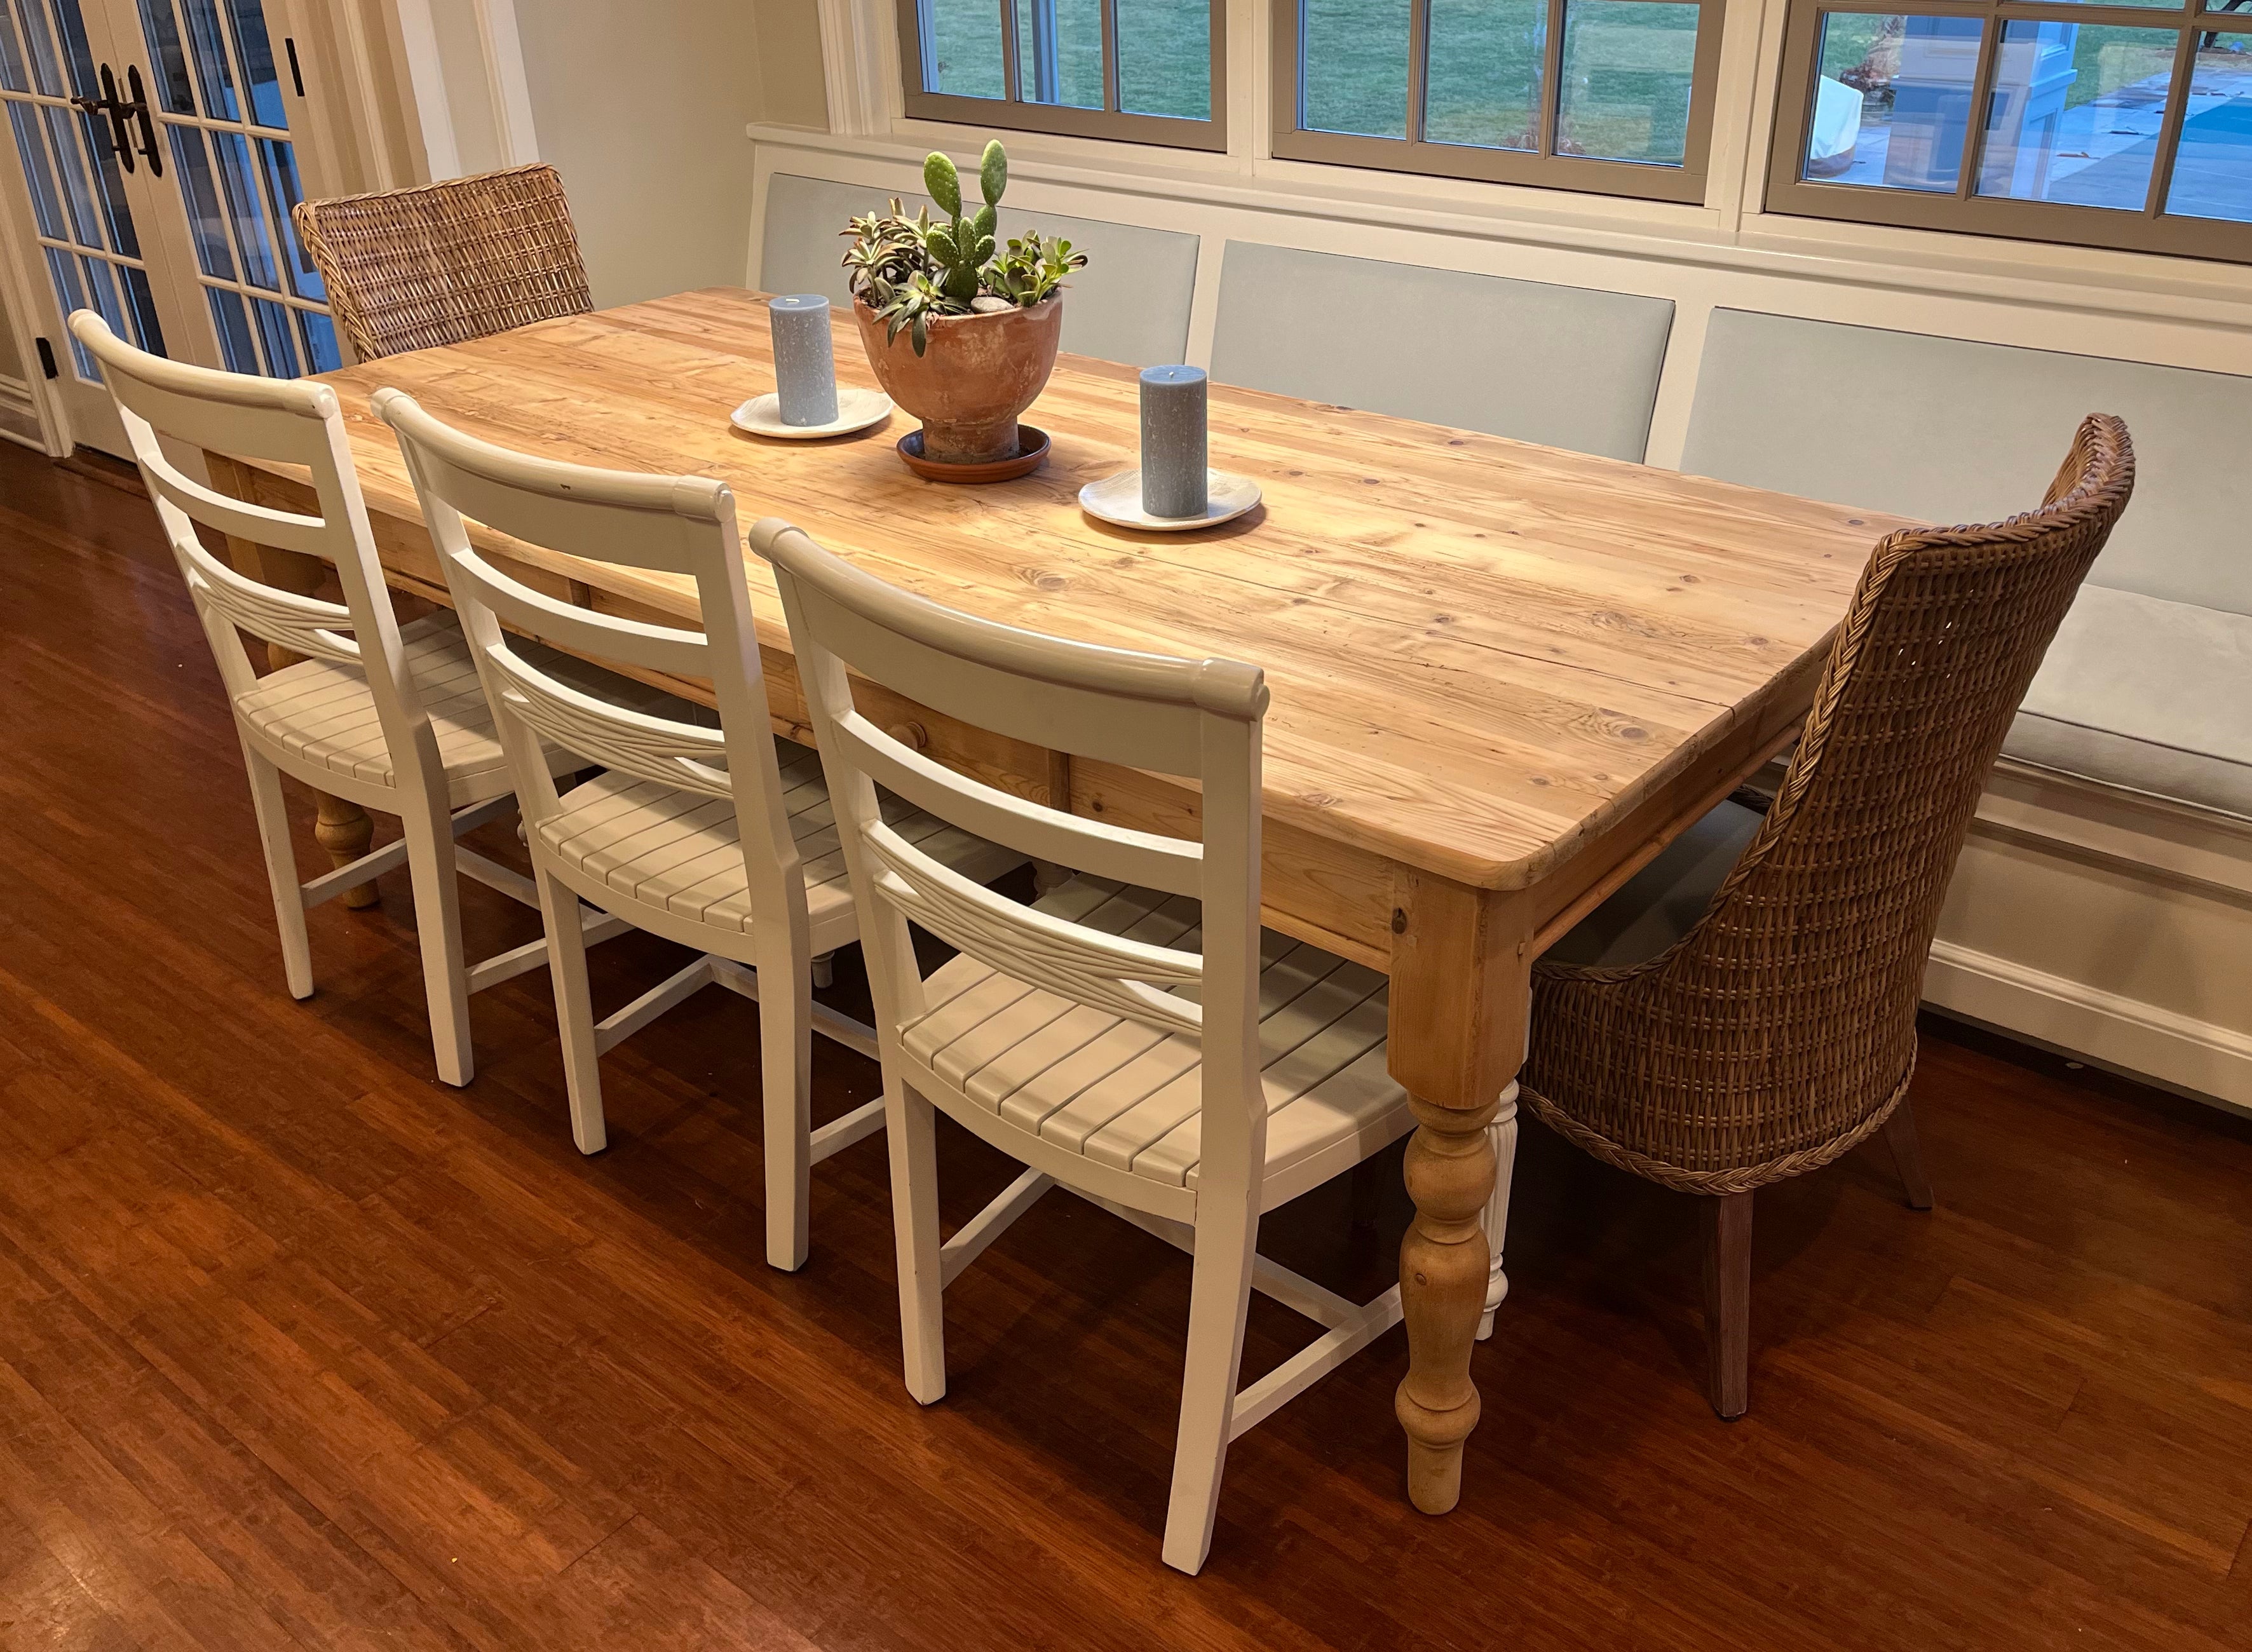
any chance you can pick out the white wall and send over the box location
[512,0,822,306]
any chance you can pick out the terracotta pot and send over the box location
[853,295,1062,466]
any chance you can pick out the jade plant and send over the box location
[841,139,1089,355]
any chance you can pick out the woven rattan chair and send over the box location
[292,164,592,363]
[1522,414,2136,1419]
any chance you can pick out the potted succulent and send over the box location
[842,140,1088,468]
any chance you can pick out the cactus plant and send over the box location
[840,139,1087,355]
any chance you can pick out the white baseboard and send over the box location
[1923,939,2252,1118]
[0,371,41,448]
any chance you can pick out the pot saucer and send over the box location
[729,387,892,439]
[898,425,1050,483]
[1079,470,1263,531]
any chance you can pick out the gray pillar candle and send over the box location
[1139,364,1208,518]
[769,294,839,426]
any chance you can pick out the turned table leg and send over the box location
[1476,1083,1520,1343]
[1396,1090,1502,1513]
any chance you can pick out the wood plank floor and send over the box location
[2,438,2248,1651]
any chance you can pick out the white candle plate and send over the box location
[729,387,893,440]
[1079,469,1263,532]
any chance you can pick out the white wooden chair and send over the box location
[375,391,1026,1270]
[752,516,1414,1574]
[68,309,636,1087]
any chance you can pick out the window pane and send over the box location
[1118,0,1209,120]
[1425,0,1546,151]
[137,0,197,114]
[47,0,96,99]
[1977,23,2176,211]
[44,246,97,377]
[2164,36,2252,222]
[223,0,284,126]
[80,107,141,256]
[1804,13,1983,192]
[168,123,236,278]
[121,262,165,353]
[212,127,278,287]
[18,0,60,94]
[297,306,339,373]
[78,250,125,340]
[206,283,257,373]
[0,1,29,92]
[256,135,322,298]
[923,0,1004,98]
[1301,0,1411,138]
[1556,0,1699,166]
[8,99,64,236]
[1014,0,1101,109]
[41,101,101,245]
[181,0,238,119]
[250,294,298,374]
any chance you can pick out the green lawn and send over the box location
[927,0,1699,160]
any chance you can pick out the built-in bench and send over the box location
[758,173,1200,371]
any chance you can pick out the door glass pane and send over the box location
[1302,0,1411,137]
[80,107,139,255]
[297,305,339,372]
[8,98,64,234]
[212,126,277,286]
[78,248,125,336]
[2165,36,2252,222]
[0,0,31,91]
[256,134,320,297]
[136,0,195,112]
[249,293,296,373]
[1803,12,1984,191]
[1977,23,2177,209]
[121,262,165,351]
[180,0,236,118]
[46,0,95,98]
[1556,0,1699,166]
[207,283,255,371]
[43,245,97,376]
[222,0,282,126]
[166,122,234,276]
[1426,0,1547,151]
[41,100,100,243]
[924,0,1004,98]
[1117,0,1209,119]
[18,0,59,93]
[1014,0,1101,109]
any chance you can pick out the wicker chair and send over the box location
[291,164,592,363]
[1522,414,2136,1419]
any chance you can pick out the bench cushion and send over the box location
[2007,585,2252,819]
[758,173,1200,368]
[1209,242,1674,462]
[1681,308,2252,616]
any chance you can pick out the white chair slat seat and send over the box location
[902,878,1404,1201]
[233,610,691,807]
[537,755,1024,939]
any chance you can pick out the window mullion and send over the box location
[2142,24,2201,219]
[1539,0,1566,158]
[1000,0,1022,105]
[1954,0,2006,203]
[1407,0,1430,144]
[1101,0,1120,112]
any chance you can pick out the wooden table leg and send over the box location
[1386,874,1534,1514]
[209,455,380,909]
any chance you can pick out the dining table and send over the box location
[201,285,1913,1518]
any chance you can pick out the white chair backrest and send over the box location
[750,517,1272,1187]
[373,390,806,923]
[67,311,436,776]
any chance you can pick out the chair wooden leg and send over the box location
[400,801,473,1087]
[888,1083,948,1405]
[534,867,606,1154]
[759,934,815,1273]
[241,745,315,1000]
[1476,1083,1521,1343]
[1880,1101,1936,1210]
[1161,1197,1259,1575]
[1701,1191,1753,1421]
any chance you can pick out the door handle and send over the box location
[96,64,135,172]
[125,65,162,177]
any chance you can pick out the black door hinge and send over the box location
[36,336,58,379]
[285,37,306,98]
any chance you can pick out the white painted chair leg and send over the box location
[1477,1081,1520,1343]
[1160,1200,1259,1575]
[400,800,473,1087]
[241,744,314,999]
[761,937,815,1272]
[888,1081,948,1404]
[534,866,607,1154]
[810,951,836,991]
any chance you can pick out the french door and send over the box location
[0,0,341,455]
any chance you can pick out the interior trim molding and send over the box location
[1923,940,2252,1117]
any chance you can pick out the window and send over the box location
[897,0,1227,149]
[1768,1,2252,261]
[1272,0,1728,202]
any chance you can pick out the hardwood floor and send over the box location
[3,437,2249,1650]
